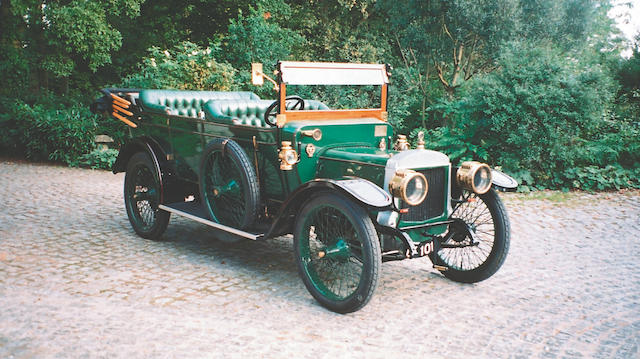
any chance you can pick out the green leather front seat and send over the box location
[204,99,330,127]
[138,90,260,117]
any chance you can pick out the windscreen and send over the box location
[280,61,389,86]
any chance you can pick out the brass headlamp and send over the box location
[278,141,298,170]
[389,169,428,206]
[456,161,493,194]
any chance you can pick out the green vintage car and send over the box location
[92,61,517,313]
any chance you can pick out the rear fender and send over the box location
[113,137,184,204]
[112,137,168,174]
[265,178,392,238]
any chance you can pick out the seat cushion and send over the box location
[204,99,330,127]
[139,90,260,117]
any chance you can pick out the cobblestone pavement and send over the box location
[0,160,639,358]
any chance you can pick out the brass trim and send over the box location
[305,143,316,157]
[389,169,428,206]
[279,141,298,170]
[301,129,322,141]
[276,114,287,128]
[456,161,492,194]
[416,131,425,150]
[378,137,386,150]
[394,134,409,151]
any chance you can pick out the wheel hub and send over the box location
[450,219,471,242]
[212,180,239,197]
[318,239,351,262]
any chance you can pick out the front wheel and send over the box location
[294,193,381,313]
[434,189,510,283]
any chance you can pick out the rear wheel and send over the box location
[294,193,381,313]
[434,189,509,283]
[124,152,170,239]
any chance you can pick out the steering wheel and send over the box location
[264,96,305,127]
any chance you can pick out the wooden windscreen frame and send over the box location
[276,62,390,127]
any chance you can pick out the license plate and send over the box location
[406,240,438,258]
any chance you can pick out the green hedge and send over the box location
[0,95,121,170]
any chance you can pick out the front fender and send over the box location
[451,167,518,196]
[491,169,518,192]
[265,178,392,238]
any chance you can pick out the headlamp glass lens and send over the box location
[285,151,297,165]
[473,167,491,193]
[405,175,427,204]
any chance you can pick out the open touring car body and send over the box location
[92,61,516,313]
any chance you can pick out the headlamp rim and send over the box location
[456,161,492,194]
[389,169,428,206]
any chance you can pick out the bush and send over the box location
[0,96,100,164]
[120,41,235,91]
[409,127,489,164]
[562,164,640,191]
[70,148,119,170]
[427,41,637,190]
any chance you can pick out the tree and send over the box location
[380,0,520,97]
[120,42,235,91]
[105,0,252,81]
[220,0,304,98]
[440,41,619,188]
[0,0,143,95]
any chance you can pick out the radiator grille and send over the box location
[400,167,446,222]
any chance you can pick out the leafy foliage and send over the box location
[409,127,488,164]
[0,0,638,191]
[120,42,235,91]
[427,41,639,191]
[0,96,99,164]
[221,0,305,98]
[70,149,119,170]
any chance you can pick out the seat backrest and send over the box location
[204,99,330,127]
[138,90,260,117]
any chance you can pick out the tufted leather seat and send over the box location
[203,99,330,127]
[138,90,260,117]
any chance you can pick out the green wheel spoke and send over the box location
[299,205,365,300]
[199,139,259,230]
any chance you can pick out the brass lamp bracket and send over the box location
[252,63,279,92]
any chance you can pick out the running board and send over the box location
[159,202,264,240]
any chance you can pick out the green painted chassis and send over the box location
[110,93,451,242]
[101,85,455,248]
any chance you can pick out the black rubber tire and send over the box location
[124,152,170,240]
[199,138,259,230]
[294,193,381,313]
[435,189,510,283]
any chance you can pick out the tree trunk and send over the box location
[33,0,48,93]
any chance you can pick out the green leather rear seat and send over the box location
[138,90,260,117]
[204,99,330,127]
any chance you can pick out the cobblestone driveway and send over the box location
[0,160,639,358]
